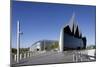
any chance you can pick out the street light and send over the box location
[17,20,23,63]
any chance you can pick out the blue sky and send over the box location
[12,1,96,48]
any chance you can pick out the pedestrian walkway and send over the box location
[11,50,96,67]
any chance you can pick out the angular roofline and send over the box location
[62,13,82,37]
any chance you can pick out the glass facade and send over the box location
[63,33,84,50]
[30,40,58,52]
[62,14,87,51]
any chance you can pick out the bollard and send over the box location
[76,53,78,62]
[73,54,75,62]
[14,54,17,62]
[27,52,30,58]
[24,53,26,58]
[29,52,31,57]
[73,53,77,62]
[20,54,22,60]
[80,54,83,61]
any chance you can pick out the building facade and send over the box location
[59,13,87,51]
[30,40,58,52]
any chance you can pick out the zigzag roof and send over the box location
[64,13,82,38]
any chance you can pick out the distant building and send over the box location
[30,40,59,52]
[59,13,87,51]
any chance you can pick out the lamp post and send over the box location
[17,20,23,63]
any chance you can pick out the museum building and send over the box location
[59,14,86,51]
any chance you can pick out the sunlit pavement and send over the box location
[11,50,96,66]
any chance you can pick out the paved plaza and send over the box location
[11,50,96,67]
